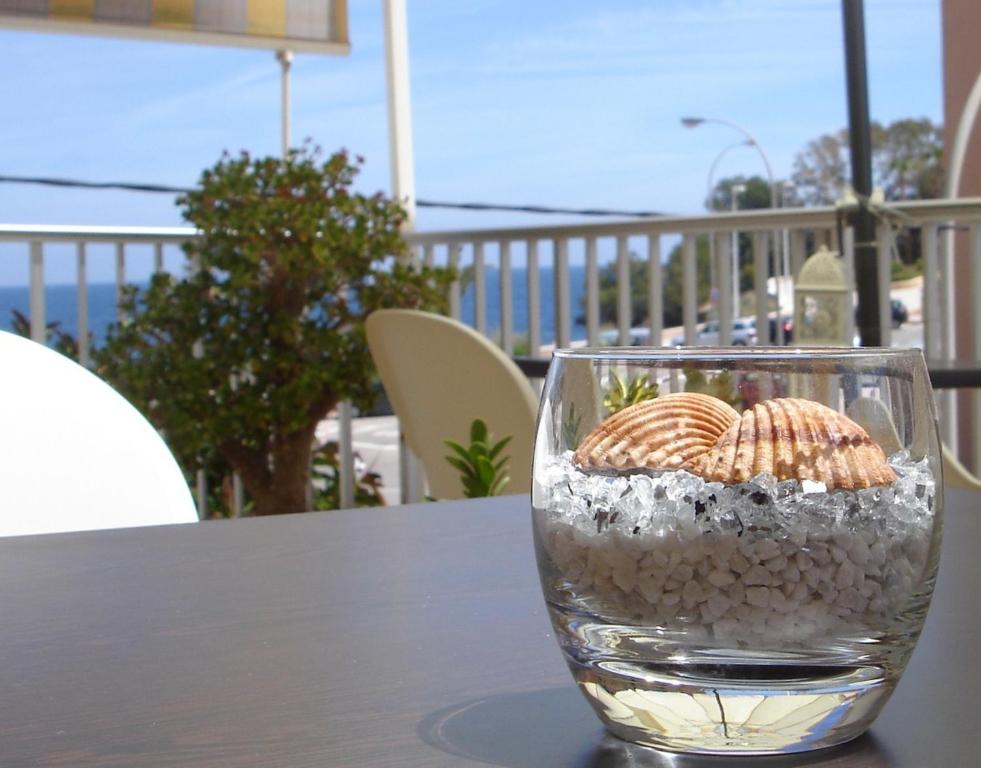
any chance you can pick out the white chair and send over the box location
[0,331,197,536]
[366,310,538,500]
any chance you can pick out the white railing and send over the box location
[3,197,981,508]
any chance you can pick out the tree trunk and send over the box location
[247,425,317,516]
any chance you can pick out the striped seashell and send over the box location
[574,392,739,471]
[691,397,896,489]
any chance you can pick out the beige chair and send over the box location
[366,310,538,499]
[847,395,981,491]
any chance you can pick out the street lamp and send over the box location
[704,140,753,323]
[681,116,776,208]
[705,140,753,211]
[683,116,779,338]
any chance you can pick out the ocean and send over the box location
[0,265,591,348]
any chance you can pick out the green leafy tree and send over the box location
[96,145,451,516]
[587,241,712,332]
[790,118,943,205]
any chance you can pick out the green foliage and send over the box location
[95,145,452,515]
[603,371,659,414]
[891,258,923,282]
[562,402,583,448]
[444,418,512,498]
[312,441,386,509]
[683,368,740,408]
[587,241,712,332]
[791,118,943,205]
[10,309,88,363]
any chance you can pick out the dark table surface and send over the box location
[0,490,977,768]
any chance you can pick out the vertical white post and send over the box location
[716,233,732,345]
[196,470,207,520]
[585,237,599,345]
[473,241,486,334]
[922,224,940,358]
[554,238,571,348]
[616,235,631,346]
[842,226,856,344]
[115,242,126,322]
[338,400,355,509]
[153,242,164,273]
[77,243,89,367]
[383,0,417,229]
[753,231,768,345]
[499,241,513,354]
[448,243,461,319]
[526,240,541,355]
[276,49,293,158]
[972,224,981,471]
[29,241,45,343]
[876,224,892,348]
[682,234,697,344]
[647,235,663,347]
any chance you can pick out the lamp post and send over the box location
[705,140,754,210]
[681,116,776,208]
[704,140,752,322]
[683,116,778,336]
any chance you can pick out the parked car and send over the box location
[853,299,910,331]
[891,299,909,329]
[598,327,654,346]
[671,317,758,346]
[769,315,794,344]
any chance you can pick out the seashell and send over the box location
[691,398,896,489]
[574,392,739,471]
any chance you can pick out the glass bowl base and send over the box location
[570,658,893,755]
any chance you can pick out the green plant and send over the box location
[562,402,583,448]
[683,368,741,408]
[96,144,452,515]
[444,418,512,498]
[312,441,386,509]
[603,371,659,414]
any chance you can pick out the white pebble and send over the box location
[848,538,871,565]
[755,539,781,559]
[708,569,735,587]
[729,552,751,573]
[765,554,788,572]
[673,563,694,581]
[835,561,855,590]
[746,587,770,608]
[744,564,772,586]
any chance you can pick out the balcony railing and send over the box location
[3,197,981,509]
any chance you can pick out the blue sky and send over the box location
[0,0,941,284]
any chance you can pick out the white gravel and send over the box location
[537,451,936,645]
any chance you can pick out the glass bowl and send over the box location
[531,347,943,754]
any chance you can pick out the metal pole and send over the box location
[842,0,880,346]
[276,50,293,158]
[383,0,417,230]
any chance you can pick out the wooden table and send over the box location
[0,491,977,767]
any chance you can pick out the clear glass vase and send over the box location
[531,347,943,754]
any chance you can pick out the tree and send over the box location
[96,146,451,516]
[791,118,943,204]
[587,240,711,330]
[707,175,774,293]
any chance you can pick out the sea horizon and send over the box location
[0,264,591,347]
